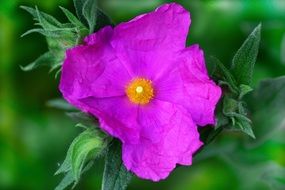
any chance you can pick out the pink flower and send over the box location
[59,3,221,181]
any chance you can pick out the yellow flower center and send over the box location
[126,78,154,105]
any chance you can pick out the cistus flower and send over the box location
[59,3,222,181]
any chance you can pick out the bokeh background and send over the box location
[0,0,285,189]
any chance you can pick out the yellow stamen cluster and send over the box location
[126,78,154,105]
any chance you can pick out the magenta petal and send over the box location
[59,26,131,111]
[79,96,140,144]
[84,26,113,45]
[180,45,222,126]
[122,102,202,181]
[154,45,222,126]
[113,3,190,51]
[110,3,191,79]
[137,100,177,143]
[59,3,221,182]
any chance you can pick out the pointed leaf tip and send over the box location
[231,24,262,86]
[59,6,85,28]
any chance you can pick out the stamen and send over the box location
[126,78,154,105]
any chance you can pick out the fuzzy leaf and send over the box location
[209,56,239,94]
[20,51,56,71]
[234,118,255,139]
[73,0,88,26]
[55,161,94,190]
[55,128,109,183]
[231,24,261,85]
[21,28,45,37]
[55,131,83,175]
[20,6,62,28]
[102,140,133,190]
[223,97,238,115]
[55,170,74,190]
[222,96,254,138]
[71,129,106,182]
[22,28,77,39]
[21,5,85,75]
[59,6,85,28]
[82,0,98,33]
[239,84,253,99]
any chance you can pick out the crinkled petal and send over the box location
[180,45,222,125]
[79,96,140,144]
[59,26,131,111]
[155,45,222,126]
[58,3,218,183]
[59,26,137,143]
[122,101,202,181]
[111,3,191,79]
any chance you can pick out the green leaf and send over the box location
[66,112,97,126]
[71,129,105,182]
[21,6,63,30]
[216,111,230,129]
[20,51,56,71]
[49,62,62,74]
[47,98,76,111]
[73,0,113,33]
[222,97,238,115]
[82,0,98,33]
[55,128,110,188]
[73,0,88,26]
[102,140,133,190]
[55,161,94,190]
[239,84,253,99]
[234,118,255,139]
[59,6,85,28]
[209,56,239,94]
[21,5,92,77]
[231,24,261,85]
[55,130,87,175]
[21,28,76,38]
[55,170,74,190]
[21,28,45,37]
[94,8,114,32]
[222,96,255,138]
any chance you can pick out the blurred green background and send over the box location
[0,0,285,189]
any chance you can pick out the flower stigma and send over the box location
[136,86,143,93]
[126,78,154,105]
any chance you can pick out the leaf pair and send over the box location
[211,24,261,94]
[210,24,261,138]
